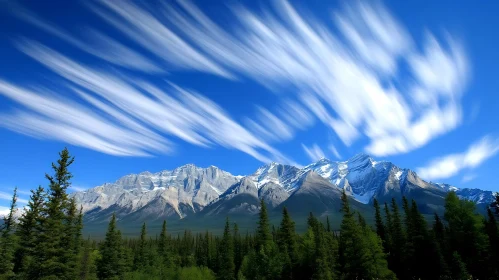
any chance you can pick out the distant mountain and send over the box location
[74,154,496,225]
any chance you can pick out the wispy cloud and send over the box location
[71,186,87,192]
[1,0,471,162]
[462,174,477,183]
[417,136,499,181]
[1,39,291,162]
[329,145,342,159]
[302,143,326,162]
[0,191,29,204]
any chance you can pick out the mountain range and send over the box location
[74,154,495,225]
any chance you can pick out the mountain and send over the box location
[74,154,496,225]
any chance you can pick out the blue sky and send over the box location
[1,0,499,210]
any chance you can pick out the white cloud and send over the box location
[70,186,87,192]
[0,40,292,163]
[0,206,10,218]
[0,191,29,204]
[417,136,499,181]
[2,0,471,162]
[461,174,477,183]
[329,145,341,159]
[14,7,162,72]
[302,143,326,162]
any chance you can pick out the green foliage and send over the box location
[97,214,125,280]
[5,148,499,280]
[0,187,18,278]
[218,217,235,280]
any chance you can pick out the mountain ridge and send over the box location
[74,153,495,224]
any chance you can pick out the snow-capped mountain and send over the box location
[74,154,495,223]
[74,164,239,220]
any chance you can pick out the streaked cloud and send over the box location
[1,0,472,162]
[461,174,477,183]
[329,145,342,159]
[71,186,88,192]
[302,143,326,162]
[417,136,499,181]
[0,191,29,204]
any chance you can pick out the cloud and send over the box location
[461,174,476,183]
[0,206,11,218]
[2,0,471,162]
[71,186,87,192]
[0,40,292,163]
[14,7,162,72]
[417,136,499,181]
[302,143,326,162]
[135,0,467,156]
[329,145,341,159]
[0,191,29,204]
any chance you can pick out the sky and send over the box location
[1,0,499,211]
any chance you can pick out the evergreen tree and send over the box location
[444,191,488,279]
[326,216,331,233]
[62,198,82,279]
[339,190,394,280]
[277,207,297,280]
[388,198,406,279]
[0,187,18,278]
[218,217,235,280]
[373,199,387,250]
[134,222,148,270]
[485,207,499,275]
[158,220,174,268]
[14,186,44,277]
[256,199,272,251]
[233,223,242,275]
[36,148,76,279]
[97,214,124,280]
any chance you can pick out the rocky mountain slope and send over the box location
[74,154,495,224]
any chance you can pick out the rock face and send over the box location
[74,164,239,222]
[74,154,496,223]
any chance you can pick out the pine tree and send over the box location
[444,191,488,279]
[256,199,272,251]
[326,216,331,233]
[373,199,387,251]
[233,223,242,275]
[388,198,406,279]
[134,222,148,270]
[339,190,394,280]
[158,220,174,268]
[62,197,82,279]
[485,207,499,275]
[14,186,44,277]
[277,207,297,280]
[218,217,235,280]
[0,187,18,278]
[36,148,76,279]
[97,214,124,280]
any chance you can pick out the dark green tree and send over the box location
[97,214,125,280]
[444,191,488,279]
[485,207,499,275]
[134,222,148,270]
[0,187,18,278]
[277,207,297,280]
[218,217,235,280]
[373,199,387,250]
[36,148,77,279]
[388,198,406,279]
[14,186,45,277]
[256,199,272,251]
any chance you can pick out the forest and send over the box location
[1,148,499,280]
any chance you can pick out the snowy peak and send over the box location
[74,154,496,222]
[249,162,301,191]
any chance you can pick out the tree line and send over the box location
[1,148,499,279]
